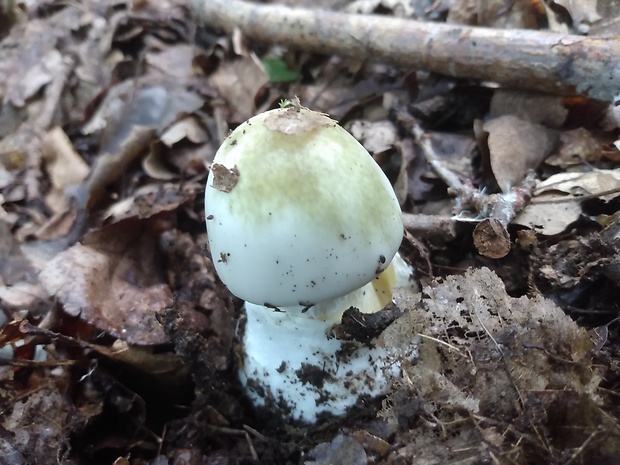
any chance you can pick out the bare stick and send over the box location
[402,213,457,240]
[191,0,620,101]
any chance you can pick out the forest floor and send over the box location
[1,0,620,464]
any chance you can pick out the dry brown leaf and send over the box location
[145,44,198,80]
[483,115,557,193]
[87,124,157,208]
[160,116,209,147]
[534,169,620,201]
[38,219,172,345]
[545,127,601,167]
[347,120,397,154]
[0,282,48,310]
[101,181,199,224]
[40,127,89,213]
[514,194,582,235]
[86,85,204,207]
[107,339,187,389]
[490,89,568,128]
[143,143,177,181]
[30,207,79,241]
[209,57,269,123]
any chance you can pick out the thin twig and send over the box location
[402,213,457,240]
[416,332,469,358]
[530,187,620,204]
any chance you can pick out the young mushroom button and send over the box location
[204,99,408,423]
[205,99,403,308]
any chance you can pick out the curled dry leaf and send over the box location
[160,116,209,147]
[535,169,620,202]
[102,181,199,224]
[38,219,172,345]
[143,142,177,181]
[41,127,89,213]
[86,85,204,208]
[86,125,157,208]
[514,168,620,235]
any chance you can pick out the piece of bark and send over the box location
[191,0,620,101]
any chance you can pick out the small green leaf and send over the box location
[262,58,298,83]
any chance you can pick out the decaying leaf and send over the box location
[2,383,71,465]
[347,120,397,154]
[536,169,620,200]
[379,267,615,463]
[531,232,618,292]
[514,194,582,235]
[38,219,172,345]
[306,434,367,465]
[545,127,601,167]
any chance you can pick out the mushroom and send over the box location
[205,98,412,423]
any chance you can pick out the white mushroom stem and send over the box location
[239,254,416,423]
